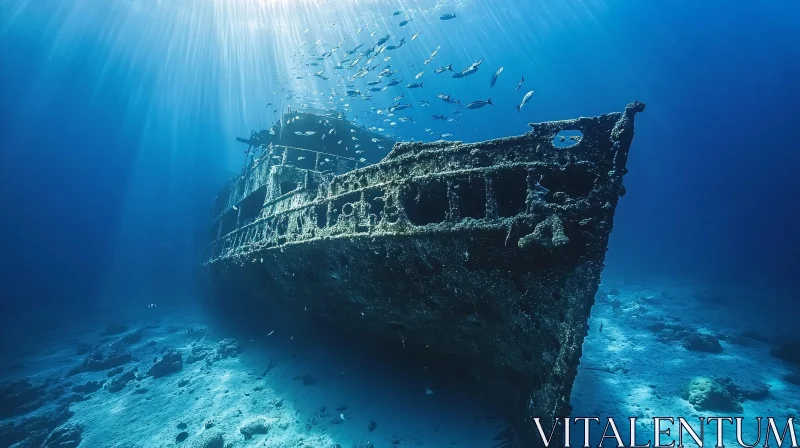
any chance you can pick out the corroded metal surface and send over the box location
[203,102,645,447]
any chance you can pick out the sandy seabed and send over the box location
[1,277,798,448]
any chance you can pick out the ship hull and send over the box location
[203,102,645,446]
[207,227,600,445]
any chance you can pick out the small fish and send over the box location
[352,136,359,140]
[425,386,434,394]
[376,34,391,47]
[297,156,306,160]
[386,78,403,87]
[515,75,524,91]
[431,114,446,120]
[440,133,453,138]
[415,71,425,79]
[392,94,404,101]
[412,32,420,40]
[337,140,343,144]
[434,64,453,74]
[459,59,483,77]
[232,205,239,211]
[406,82,423,88]
[418,100,430,106]
[392,103,413,111]
[399,19,411,27]
[599,321,603,333]
[359,158,367,162]
[268,330,274,336]
[467,98,493,109]
[392,10,402,16]
[490,66,504,88]
[147,303,157,309]
[440,13,456,20]
[371,138,379,142]
[517,90,534,113]
[424,45,441,65]
[367,80,381,85]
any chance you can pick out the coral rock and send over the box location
[239,416,273,439]
[770,339,800,367]
[107,368,137,392]
[0,379,46,419]
[682,333,723,353]
[0,404,72,447]
[206,338,240,365]
[188,431,224,448]
[148,349,183,378]
[715,377,769,401]
[186,346,211,364]
[684,377,743,413]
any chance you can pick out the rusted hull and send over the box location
[203,102,645,447]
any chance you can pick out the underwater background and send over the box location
[1,0,799,447]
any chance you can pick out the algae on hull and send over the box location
[203,102,645,447]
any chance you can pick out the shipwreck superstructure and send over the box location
[202,103,645,447]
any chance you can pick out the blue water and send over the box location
[1,0,799,446]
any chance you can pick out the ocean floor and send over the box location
[1,277,799,448]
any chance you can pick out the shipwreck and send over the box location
[202,102,646,447]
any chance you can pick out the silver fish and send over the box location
[467,98,493,109]
[424,45,441,65]
[434,64,453,74]
[515,75,524,91]
[406,82,423,88]
[517,90,534,113]
[490,66,504,88]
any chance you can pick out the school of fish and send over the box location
[265,8,535,149]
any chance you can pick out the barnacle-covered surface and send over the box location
[202,102,645,447]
